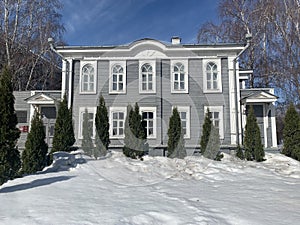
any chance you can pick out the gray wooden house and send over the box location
[15,37,278,154]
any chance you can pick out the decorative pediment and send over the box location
[135,49,167,58]
[241,91,278,104]
[25,93,57,105]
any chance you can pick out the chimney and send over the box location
[171,36,181,45]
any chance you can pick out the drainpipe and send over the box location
[233,33,252,146]
[48,38,70,108]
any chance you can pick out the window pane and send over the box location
[119,121,124,128]
[213,81,218,89]
[180,112,186,119]
[215,121,219,128]
[119,75,123,82]
[16,110,28,123]
[214,112,219,118]
[207,82,211,89]
[113,128,117,135]
[119,128,124,135]
[149,120,153,127]
[180,82,185,89]
[83,75,88,82]
[119,83,123,90]
[113,113,118,119]
[207,73,211,81]
[148,74,152,82]
[113,75,117,82]
[119,112,124,120]
[113,121,117,128]
[149,128,153,135]
[180,74,185,81]
[174,82,179,90]
[113,83,117,90]
[174,74,178,81]
[148,83,153,90]
[142,83,147,90]
[83,83,88,91]
[89,83,94,91]
[142,74,147,81]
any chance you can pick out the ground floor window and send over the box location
[78,107,96,139]
[204,106,224,139]
[140,107,157,138]
[173,106,190,139]
[109,107,126,138]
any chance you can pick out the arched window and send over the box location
[171,60,188,93]
[141,63,153,91]
[112,64,124,92]
[173,63,185,91]
[81,63,95,93]
[206,62,218,90]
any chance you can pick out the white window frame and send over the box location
[78,107,96,139]
[109,107,127,139]
[203,59,222,93]
[139,60,156,93]
[109,61,126,94]
[204,106,224,139]
[140,107,157,139]
[80,61,97,94]
[171,60,189,93]
[172,106,190,139]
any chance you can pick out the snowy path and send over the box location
[0,152,299,225]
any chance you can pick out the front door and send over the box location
[41,106,57,148]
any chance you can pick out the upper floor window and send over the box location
[139,61,156,93]
[110,61,126,94]
[140,107,157,138]
[171,60,188,93]
[80,62,97,94]
[109,107,127,138]
[203,59,222,93]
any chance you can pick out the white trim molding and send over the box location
[109,61,127,94]
[203,58,222,93]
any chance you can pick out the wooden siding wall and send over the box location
[72,55,233,150]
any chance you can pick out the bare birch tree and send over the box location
[198,0,300,106]
[0,0,64,90]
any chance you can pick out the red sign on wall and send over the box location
[19,126,29,133]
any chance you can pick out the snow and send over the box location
[0,151,299,225]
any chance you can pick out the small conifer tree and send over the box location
[123,103,148,159]
[81,108,94,157]
[244,105,265,162]
[51,95,75,155]
[283,104,300,160]
[200,108,212,154]
[95,95,110,158]
[236,145,245,160]
[167,107,186,158]
[203,125,221,160]
[22,111,48,174]
[0,66,21,185]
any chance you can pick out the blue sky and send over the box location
[60,0,220,46]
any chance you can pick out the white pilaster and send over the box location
[67,59,73,109]
[61,60,67,99]
[228,57,237,145]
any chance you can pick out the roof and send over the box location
[55,38,245,52]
